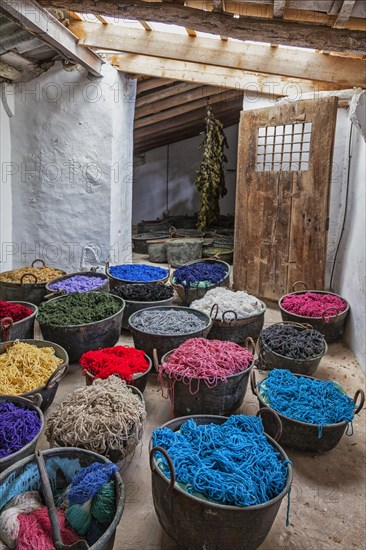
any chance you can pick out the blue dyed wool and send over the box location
[173,262,227,287]
[152,415,290,507]
[68,462,118,506]
[259,369,356,437]
[109,264,168,282]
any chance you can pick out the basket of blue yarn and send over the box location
[106,262,169,289]
[251,369,365,452]
[170,259,230,306]
[150,412,292,550]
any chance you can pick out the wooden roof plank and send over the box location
[39,1,366,52]
[334,0,356,29]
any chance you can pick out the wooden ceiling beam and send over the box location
[135,85,225,118]
[137,77,175,93]
[68,22,365,87]
[135,88,241,128]
[334,0,356,29]
[137,81,200,106]
[39,0,366,53]
[108,53,341,95]
[273,0,286,19]
[0,0,103,76]
[0,59,22,80]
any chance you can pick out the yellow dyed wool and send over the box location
[0,266,64,283]
[0,341,63,395]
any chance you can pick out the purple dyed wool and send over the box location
[0,401,42,459]
[49,275,105,293]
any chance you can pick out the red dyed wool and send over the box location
[160,338,254,390]
[16,507,80,549]
[80,346,149,382]
[281,292,347,318]
[0,301,32,323]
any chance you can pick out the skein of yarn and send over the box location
[48,275,106,294]
[80,346,150,383]
[16,507,80,549]
[281,292,347,317]
[0,401,42,459]
[0,491,42,549]
[131,309,207,335]
[45,377,146,458]
[191,287,265,320]
[173,262,227,287]
[0,302,33,323]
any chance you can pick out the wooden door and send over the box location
[233,97,338,301]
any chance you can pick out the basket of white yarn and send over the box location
[190,287,266,345]
[45,376,146,463]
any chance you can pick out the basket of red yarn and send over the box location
[279,282,349,342]
[80,346,152,393]
[0,301,37,342]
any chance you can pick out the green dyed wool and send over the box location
[91,481,116,524]
[66,501,92,535]
[38,292,121,326]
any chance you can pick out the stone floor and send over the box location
[37,298,366,550]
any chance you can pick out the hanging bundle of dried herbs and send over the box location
[195,105,228,230]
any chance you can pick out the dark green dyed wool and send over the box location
[38,292,121,326]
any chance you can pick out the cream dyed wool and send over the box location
[191,287,264,320]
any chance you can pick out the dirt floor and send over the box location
[37,298,366,550]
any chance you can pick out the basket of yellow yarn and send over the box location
[0,259,65,305]
[0,340,69,412]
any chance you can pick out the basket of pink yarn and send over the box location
[279,281,349,342]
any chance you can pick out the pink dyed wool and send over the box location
[16,507,80,549]
[282,292,347,318]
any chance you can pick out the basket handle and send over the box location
[90,266,98,273]
[105,260,110,275]
[46,363,68,389]
[20,273,37,285]
[210,303,219,320]
[149,446,176,494]
[222,310,237,324]
[169,226,177,238]
[23,392,43,408]
[256,408,283,442]
[292,281,307,292]
[152,348,160,373]
[245,337,256,356]
[1,317,13,342]
[353,389,365,415]
[31,259,46,268]
[322,307,339,324]
[250,369,258,396]
[44,289,65,300]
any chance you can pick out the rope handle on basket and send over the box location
[210,303,219,320]
[20,273,38,285]
[291,281,307,292]
[322,307,339,324]
[275,320,312,330]
[256,408,283,442]
[0,317,13,342]
[250,369,258,396]
[353,389,365,415]
[149,446,176,494]
[90,266,98,273]
[31,259,46,268]
[245,337,256,356]
[152,349,160,373]
[46,363,69,389]
[222,310,238,325]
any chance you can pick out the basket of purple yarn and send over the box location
[0,394,44,473]
[46,271,110,297]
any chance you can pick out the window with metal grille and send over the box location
[256,122,312,172]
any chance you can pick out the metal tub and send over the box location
[45,270,110,296]
[207,304,266,345]
[171,259,230,306]
[84,354,153,393]
[0,301,37,341]
[149,414,292,550]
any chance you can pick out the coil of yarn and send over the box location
[191,287,265,320]
[160,338,253,391]
[109,264,168,282]
[0,266,63,284]
[130,309,207,335]
[37,292,121,327]
[80,346,150,382]
[0,491,42,548]
[152,415,290,507]
[113,282,173,302]
[0,302,33,324]
[0,341,63,395]
[259,369,356,436]
[45,376,146,458]
[281,292,347,317]
[0,401,42,459]
[173,262,227,288]
[261,324,326,360]
[48,275,106,294]
[16,507,80,549]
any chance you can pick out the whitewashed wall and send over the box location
[7,62,136,271]
[0,84,14,272]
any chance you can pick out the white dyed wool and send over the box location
[191,287,265,320]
